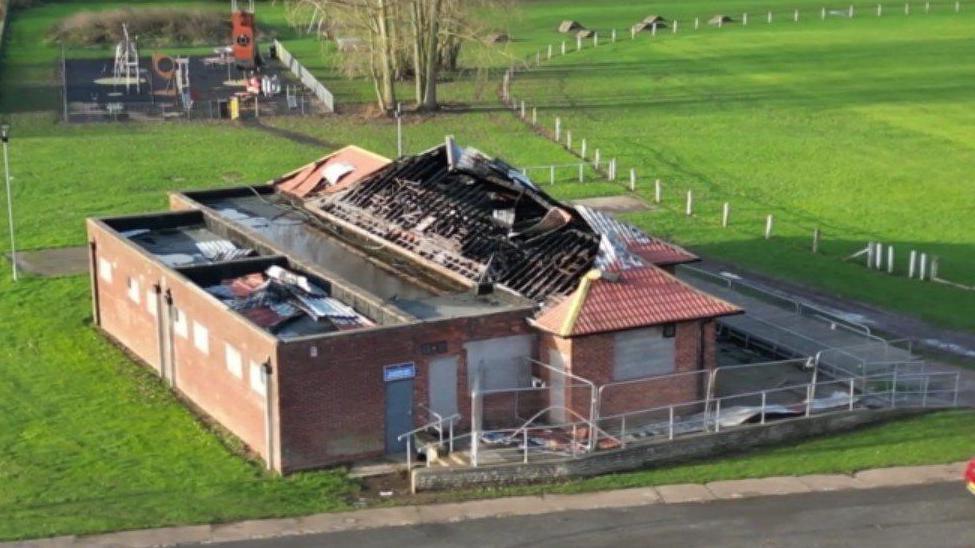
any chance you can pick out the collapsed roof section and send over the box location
[575,205,698,269]
[308,143,602,301]
[276,145,391,199]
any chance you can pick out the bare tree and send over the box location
[289,0,512,114]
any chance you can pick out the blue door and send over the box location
[385,378,414,454]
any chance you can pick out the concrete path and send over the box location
[8,247,88,277]
[6,462,967,547]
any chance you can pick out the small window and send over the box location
[225,344,243,378]
[173,308,188,339]
[192,321,209,354]
[146,289,157,317]
[662,323,676,338]
[127,277,141,304]
[249,361,267,396]
[98,257,113,283]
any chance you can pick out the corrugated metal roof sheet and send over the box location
[575,205,698,268]
[531,266,741,337]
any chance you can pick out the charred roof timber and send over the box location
[313,143,601,301]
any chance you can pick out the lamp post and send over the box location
[1,124,17,281]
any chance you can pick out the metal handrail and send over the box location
[397,413,461,470]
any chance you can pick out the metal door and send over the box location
[385,378,414,454]
[548,348,567,423]
[428,356,459,418]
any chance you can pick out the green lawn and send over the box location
[505,4,975,330]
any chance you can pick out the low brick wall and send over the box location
[412,408,926,492]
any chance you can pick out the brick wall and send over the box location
[275,308,535,473]
[87,220,278,467]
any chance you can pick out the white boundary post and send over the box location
[795,8,800,22]
[686,190,694,216]
[765,214,774,239]
[908,250,917,278]
[722,202,730,227]
[629,168,636,191]
[655,179,662,203]
[768,11,773,23]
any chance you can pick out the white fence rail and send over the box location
[274,39,335,112]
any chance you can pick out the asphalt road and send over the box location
[210,483,975,548]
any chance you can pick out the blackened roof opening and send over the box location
[314,144,601,301]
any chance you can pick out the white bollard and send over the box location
[887,246,895,274]
[594,149,601,169]
[550,165,556,185]
[718,17,723,28]
[686,190,694,216]
[566,130,572,150]
[652,24,657,37]
[925,1,930,13]
[531,107,537,126]
[878,3,883,16]
[577,35,582,50]
[867,242,875,268]
[562,41,567,55]
[956,1,960,12]
[536,51,541,66]
[875,242,884,269]
[578,164,585,183]
[765,214,774,239]
[908,250,917,278]
[768,10,773,23]
[673,20,678,33]
[905,2,910,15]
[547,44,553,59]
[850,5,855,17]
[722,202,730,227]
[610,158,617,180]
[631,26,637,39]
[629,169,636,191]
[919,252,928,280]
[612,29,617,42]
[555,117,561,140]
[655,179,662,203]
[581,139,587,159]
[520,101,526,119]
[594,32,599,47]
[744,13,749,25]
[795,8,800,22]
[822,7,827,20]
[695,17,700,29]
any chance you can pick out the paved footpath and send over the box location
[5,462,968,547]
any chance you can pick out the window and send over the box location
[192,321,209,355]
[146,289,157,317]
[613,327,676,381]
[225,344,243,378]
[662,323,676,338]
[249,361,267,396]
[127,277,141,304]
[98,257,113,283]
[173,308,188,339]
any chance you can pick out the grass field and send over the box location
[0,0,973,541]
[504,3,975,330]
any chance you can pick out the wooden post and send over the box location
[905,2,910,15]
[531,107,537,126]
[581,139,587,159]
[255,95,259,118]
[919,252,928,280]
[718,17,723,28]
[765,214,774,239]
[822,7,826,19]
[631,26,637,39]
[629,169,636,191]
[655,179,662,203]
[578,164,585,182]
[887,245,895,274]
[812,228,821,253]
[867,241,875,267]
[612,29,617,42]
[550,165,556,185]
[593,32,599,47]
[686,190,694,216]
[695,17,700,29]
[610,158,617,180]
[931,256,939,279]
[925,1,930,13]
[908,250,917,278]
[555,117,561,140]
[878,3,883,16]
[875,242,884,269]
[956,1,960,13]
[577,35,582,51]
[744,12,749,25]
[652,24,658,37]
[562,41,567,55]
[850,5,855,17]
[795,8,800,22]
[520,100,526,119]
[768,10,773,23]
[722,203,731,228]
[536,51,541,66]
[594,149,601,169]
[566,130,572,150]
[547,44,553,59]
[673,20,678,33]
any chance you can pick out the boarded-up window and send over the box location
[146,289,157,317]
[613,327,675,381]
[249,361,267,396]
[225,343,243,378]
[465,335,534,391]
[127,277,140,304]
[173,308,188,339]
[193,321,209,355]
[98,257,113,283]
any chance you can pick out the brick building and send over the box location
[87,141,739,473]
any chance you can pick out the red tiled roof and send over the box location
[276,146,391,198]
[531,266,741,337]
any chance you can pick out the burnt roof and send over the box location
[313,144,601,301]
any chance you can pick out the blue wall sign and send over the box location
[384,362,416,382]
